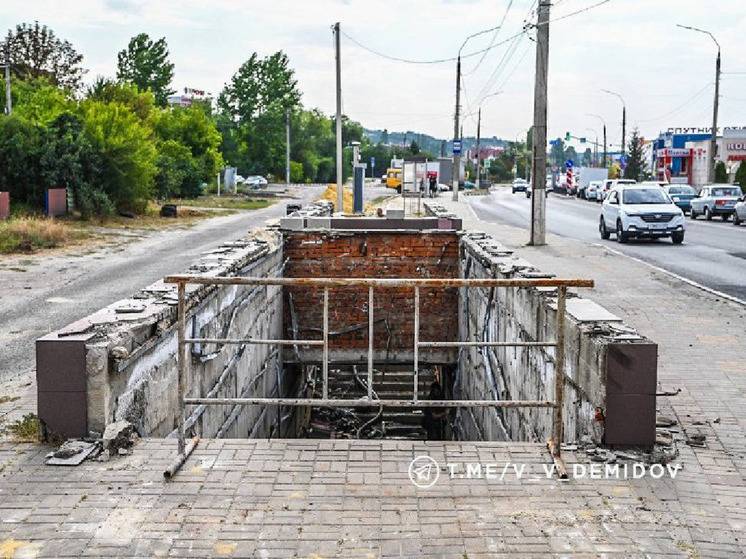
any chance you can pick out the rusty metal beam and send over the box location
[185,338,323,346]
[164,275,594,289]
[183,397,557,408]
[419,341,556,348]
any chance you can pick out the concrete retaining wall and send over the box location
[457,232,657,447]
[37,230,285,440]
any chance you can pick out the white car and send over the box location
[586,180,602,201]
[734,194,746,226]
[245,175,269,189]
[599,184,685,244]
[596,179,636,202]
[512,178,528,194]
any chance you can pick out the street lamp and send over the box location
[677,24,721,184]
[453,25,503,201]
[601,89,626,157]
[474,91,502,190]
[586,113,607,167]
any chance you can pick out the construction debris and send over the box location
[46,440,99,466]
[103,420,137,453]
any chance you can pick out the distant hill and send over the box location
[364,128,508,157]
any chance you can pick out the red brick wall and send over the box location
[284,231,459,357]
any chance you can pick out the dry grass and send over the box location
[2,413,40,442]
[167,196,273,211]
[0,217,85,254]
[320,184,353,214]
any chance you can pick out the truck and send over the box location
[574,167,609,199]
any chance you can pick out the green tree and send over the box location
[10,78,74,126]
[1,22,86,90]
[550,138,565,167]
[409,140,420,155]
[80,100,158,212]
[735,162,746,193]
[154,106,223,197]
[582,148,593,167]
[0,115,44,206]
[218,51,301,178]
[714,161,728,183]
[623,128,646,181]
[85,79,156,123]
[116,33,175,107]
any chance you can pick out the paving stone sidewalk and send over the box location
[1,438,743,558]
[0,192,744,558]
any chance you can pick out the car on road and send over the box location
[599,184,685,244]
[733,194,746,226]
[596,179,636,202]
[663,184,697,214]
[512,178,528,193]
[690,185,742,221]
[245,175,268,188]
[586,180,602,201]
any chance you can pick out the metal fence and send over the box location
[162,275,594,478]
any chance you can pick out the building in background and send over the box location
[167,87,212,108]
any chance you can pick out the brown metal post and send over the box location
[322,287,329,399]
[368,286,374,400]
[553,286,567,455]
[413,286,419,403]
[176,282,186,457]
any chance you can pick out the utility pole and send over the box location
[3,42,11,115]
[475,107,481,190]
[334,22,343,213]
[529,0,550,246]
[601,90,626,157]
[676,24,721,183]
[588,114,607,168]
[711,48,721,183]
[452,55,461,201]
[285,108,290,185]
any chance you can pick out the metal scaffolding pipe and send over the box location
[183,397,557,408]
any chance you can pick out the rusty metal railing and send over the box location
[162,275,593,478]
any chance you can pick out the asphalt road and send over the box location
[0,186,328,379]
[469,187,746,301]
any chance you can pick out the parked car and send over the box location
[733,194,746,226]
[596,179,636,202]
[245,175,269,189]
[690,185,742,220]
[380,174,387,184]
[599,184,685,244]
[663,184,697,214]
[586,180,602,201]
[512,178,528,193]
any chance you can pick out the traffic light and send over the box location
[565,131,571,141]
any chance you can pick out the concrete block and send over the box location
[305,217,331,229]
[386,209,405,219]
[279,217,305,231]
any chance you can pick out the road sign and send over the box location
[620,154,628,168]
[370,156,375,171]
[565,159,574,169]
[452,140,462,155]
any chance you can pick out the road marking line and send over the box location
[595,243,746,308]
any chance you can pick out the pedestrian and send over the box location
[422,381,447,440]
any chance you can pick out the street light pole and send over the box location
[452,24,506,202]
[474,91,502,190]
[3,42,11,115]
[601,89,626,157]
[677,24,720,184]
[333,22,343,213]
[588,113,607,167]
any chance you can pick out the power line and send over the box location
[635,82,713,124]
[464,0,515,76]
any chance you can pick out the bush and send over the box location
[80,100,157,213]
[735,162,746,193]
[715,161,728,183]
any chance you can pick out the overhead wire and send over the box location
[463,0,516,76]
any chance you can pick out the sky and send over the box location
[3,0,746,150]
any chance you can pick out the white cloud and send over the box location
[3,0,745,142]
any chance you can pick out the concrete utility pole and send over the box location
[4,42,11,115]
[475,107,481,190]
[677,25,721,183]
[452,55,461,201]
[334,22,343,213]
[529,0,550,246]
[285,108,290,185]
[602,89,626,156]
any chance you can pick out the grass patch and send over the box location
[0,396,21,405]
[166,196,273,211]
[0,217,87,254]
[2,413,40,442]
